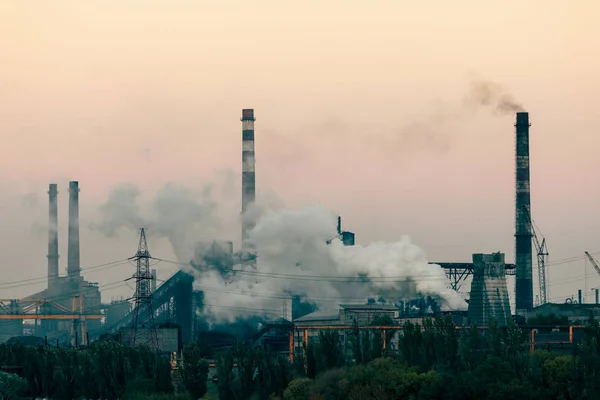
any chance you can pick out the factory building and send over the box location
[16,181,102,344]
[0,109,559,351]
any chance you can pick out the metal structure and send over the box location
[438,262,516,291]
[523,206,548,305]
[326,216,355,246]
[109,269,194,344]
[241,109,256,246]
[515,112,534,313]
[47,184,59,290]
[0,296,102,345]
[129,228,159,350]
[584,252,600,279]
[67,181,81,279]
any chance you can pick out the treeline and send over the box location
[0,340,176,399]
[3,314,600,399]
[282,314,600,400]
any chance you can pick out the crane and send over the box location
[584,251,600,277]
[523,206,549,305]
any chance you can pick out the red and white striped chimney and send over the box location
[241,109,256,246]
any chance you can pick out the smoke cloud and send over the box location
[193,205,466,323]
[90,173,238,262]
[465,79,525,114]
[93,179,466,324]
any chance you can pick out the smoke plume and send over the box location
[465,79,525,114]
[193,205,466,323]
[92,181,466,324]
[90,175,237,262]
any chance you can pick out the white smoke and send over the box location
[92,181,467,323]
[89,173,238,262]
[195,204,467,323]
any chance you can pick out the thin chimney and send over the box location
[67,181,81,278]
[515,112,533,313]
[47,184,59,289]
[241,109,256,246]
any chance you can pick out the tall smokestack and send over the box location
[515,112,533,312]
[67,181,81,279]
[241,109,256,246]
[47,184,59,289]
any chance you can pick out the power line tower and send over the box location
[129,228,159,351]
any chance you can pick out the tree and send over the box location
[0,371,27,400]
[179,343,209,399]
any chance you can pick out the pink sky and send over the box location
[1,0,599,305]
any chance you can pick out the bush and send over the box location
[283,378,312,400]
[0,371,28,400]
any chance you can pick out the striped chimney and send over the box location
[241,109,256,246]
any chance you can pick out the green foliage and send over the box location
[216,341,291,400]
[286,314,600,399]
[0,371,28,400]
[178,342,209,399]
[0,340,173,399]
[8,313,600,399]
[282,378,311,400]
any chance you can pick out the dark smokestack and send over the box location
[67,181,81,278]
[596,289,599,305]
[241,109,256,246]
[515,112,533,313]
[578,289,583,305]
[47,184,59,289]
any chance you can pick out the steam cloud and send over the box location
[195,205,466,323]
[89,175,237,262]
[465,79,525,114]
[92,181,466,323]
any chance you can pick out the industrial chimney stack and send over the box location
[67,181,81,279]
[241,109,256,246]
[515,112,533,313]
[47,184,59,290]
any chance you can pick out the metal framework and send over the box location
[436,262,516,292]
[522,206,549,305]
[129,228,159,350]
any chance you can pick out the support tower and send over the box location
[130,228,159,350]
[241,109,256,246]
[515,112,534,312]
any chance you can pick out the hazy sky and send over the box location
[1,1,599,307]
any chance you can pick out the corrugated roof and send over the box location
[293,310,340,322]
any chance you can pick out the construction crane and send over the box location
[584,251,600,277]
[523,206,549,305]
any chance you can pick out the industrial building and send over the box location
[0,108,588,354]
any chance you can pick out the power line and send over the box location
[0,259,130,289]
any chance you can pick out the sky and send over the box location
[0,0,599,307]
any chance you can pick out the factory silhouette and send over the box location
[0,109,595,355]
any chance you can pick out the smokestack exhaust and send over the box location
[47,184,59,290]
[241,109,256,247]
[515,112,533,313]
[67,181,81,279]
